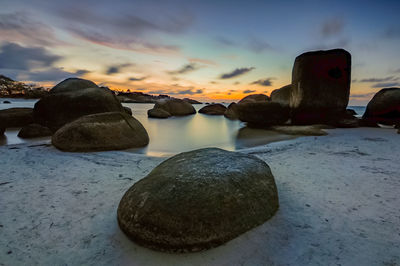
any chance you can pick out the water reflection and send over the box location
[1,101,319,156]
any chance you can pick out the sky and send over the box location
[0,0,399,104]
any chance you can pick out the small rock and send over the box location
[147,108,171,119]
[199,103,227,115]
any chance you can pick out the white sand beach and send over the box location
[0,127,399,266]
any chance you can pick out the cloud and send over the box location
[360,76,398,83]
[243,90,256,94]
[105,63,132,75]
[0,11,62,46]
[251,78,274,86]
[320,17,345,37]
[51,4,193,54]
[382,26,400,39]
[68,26,180,54]
[215,36,236,46]
[247,37,273,53]
[129,76,147,81]
[148,88,204,95]
[219,67,255,79]
[372,82,400,88]
[19,68,88,82]
[189,58,217,66]
[233,81,240,85]
[0,42,61,70]
[75,69,90,76]
[168,63,201,75]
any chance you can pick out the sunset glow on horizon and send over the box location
[0,0,399,104]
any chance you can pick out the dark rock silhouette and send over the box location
[270,84,291,106]
[238,94,269,104]
[290,49,351,124]
[117,148,279,252]
[362,87,400,126]
[149,98,196,118]
[0,108,33,128]
[199,103,227,115]
[224,102,239,120]
[34,78,124,130]
[147,108,171,118]
[52,112,149,152]
[123,106,132,115]
[3,100,11,104]
[50,78,98,94]
[237,102,290,127]
[18,124,52,138]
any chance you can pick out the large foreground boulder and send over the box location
[362,88,400,126]
[0,108,33,128]
[52,112,149,152]
[117,148,279,252]
[199,103,227,115]
[18,124,52,138]
[238,94,269,104]
[270,84,291,106]
[290,49,351,124]
[150,99,196,117]
[237,102,290,127]
[34,82,124,130]
[50,78,98,94]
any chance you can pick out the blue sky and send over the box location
[0,0,399,104]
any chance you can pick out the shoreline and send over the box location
[1,127,399,265]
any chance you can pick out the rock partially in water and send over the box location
[0,108,33,128]
[147,108,171,119]
[270,84,291,107]
[199,103,227,115]
[18,124,52,138]
[123,106,132,115]
[290,49,351,125]
[3,100,11,104]
[238,94,269,104]
[153,98,196,117]
[117,148,279,252]
[34,85,124,130]
[224,102,239,120]
[52,112,149,152]
[237,102,290,127]
[362,87,400,126]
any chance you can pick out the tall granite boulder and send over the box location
[117,148,279,252]
[34,79,124,130]
[0,108,34,128]
[150,98,196,117]
[290,49,351,124]
[52,112,149,152]
[362,87,400,126]
[237,102,290,127]
[270,85,291,106]
[199,103,227,115]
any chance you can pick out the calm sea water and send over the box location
[0,98,366,156]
